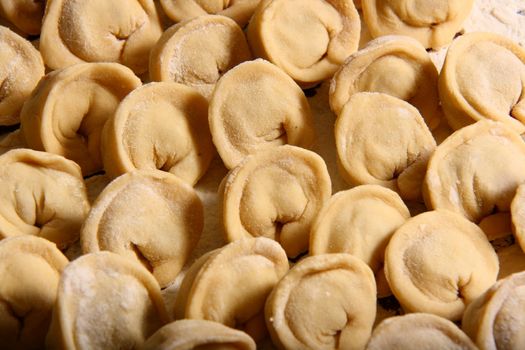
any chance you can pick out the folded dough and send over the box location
[310,185,410,297]
[497,244,525,280]
[150,15,252,99]
[385,210,498,321]
[335,92,436,201]
[0,149,90,249]
[0,26,45,126]
[511,183,525,252]
[221,145,331,258]
[439,32,525,132]
[463,271,525,350]
[362,0,474,49]
[39,0,163,74]
[366,313,477,350]
[20,63,142,176]
[424,121,525,224]
[0,0,44,35]
[0,129,25,156]
[209,59,315,169]
[102,82,214,185]
[81,170,203,288]
[0,236,68,350]
[330,35,442,130]
[247,0,360,87]
[265,254,376,350]
[47,251,170,350]
[159,0,260,28]
[174,237,289,341]
[141,319,256,350]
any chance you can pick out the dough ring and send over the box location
[366,313,477,350]
[0,0,44,35]
[247,0,360,87]
[335,92,436,201]
[385,210,498,321]
[209,59,315,169]
[424,120,525,224]
[0,149,90,249]
[40,0,163,74]
[142,319,256,350]
[439,32,525,133]
[310,185,410,297]
[463,271,525,350]
[0,236,68,350]
[159,0,261,28]
[0,26,45,126]
[174,237,289,341]
[46,251,170,349]
[221,145,331,258]
[81,170,204,288]
[20,63,142,176]
[101,82,214,185]
[330,35,442,130]
[150,15,252,99]
[362,0,474,49]
[265,254,376,350]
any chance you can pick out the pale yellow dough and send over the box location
[310,185,410,297]
[141,319,256,350]
[0,149,90,249]
[247,0,360,87]
[209,59,315,169]
[366,313,477,350]
[150,15,252,99]
[221,145,331,258]
[81,170,204,288]
[40,0,163,74]
[0,0,44,35]
[424,121,525,224]
[0,236,68,350]
[497,244,525,280]
[463,271,525,350]
[160,0,260,28]
[439,32,525,132]
[362,0,474,49]
[385,210,498,321]
[330,35,442,130]
[20,63,142,176]
[265,254,376,350]
[335,92,436,201]
[174,237,289,341]
[102,82,214,185]
[0,129,25,156]
[511,183,525,253]
[47,251,170,350]
[0,26,44,126]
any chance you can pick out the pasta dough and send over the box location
[0,26,45,126]
[40,0,163,74]
[0,0,44,35]
[439,32,525,132]
[0,149,90,249]
[209,59,315,169]
[101,82,214,185]
[310,185,410,297]
[0,129,25,156]
[366,313,477,350]
[221,145,331,258]
[46,251,170,350]
[142,319,256,350]
[81,170,204,288]
[511,183,525,252]
[385,210,498,321]
[0,236,68,350]
[174,237,289,341]
[362,0,474,49]
[335,92,436,200]
[330,35,442,130]
[265,254,376,350]
[247,0,360,87]
[150,15,252,99]
[20,63,142,176]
